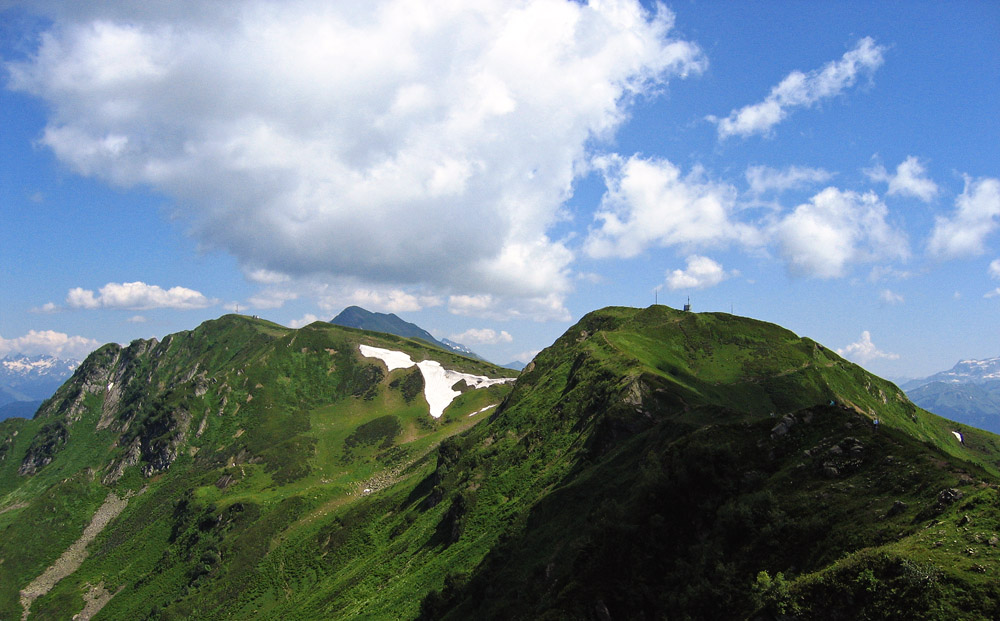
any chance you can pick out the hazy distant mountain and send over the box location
[902,356,1000,390]
[330,306,483,360]
[0,400,43,422]
[902,356,1000,434]
[501,360,526,371]
[0,354,78,411]
[439,338,482,360]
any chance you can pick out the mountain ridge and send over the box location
[903,355,1000,435]
[1,306,998,619]
[904,355,1000,389]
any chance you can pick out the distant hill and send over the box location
[0,400,42,421]
[330,306,483,360]
[0,354,78,409]
[903,356,1000,434]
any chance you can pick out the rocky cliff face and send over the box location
[19,337,194,483]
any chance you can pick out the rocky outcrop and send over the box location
[104,407,192,484]
[102,438,142,486]
[18,420,68,476]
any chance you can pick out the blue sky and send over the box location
[1,0,998,380]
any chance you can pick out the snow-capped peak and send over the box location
[0,354,78,378]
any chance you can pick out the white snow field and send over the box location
[359,345,515,418]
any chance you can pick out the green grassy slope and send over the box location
[1,306,998,620]
[414,306,1000,619]
[0,315,516,620]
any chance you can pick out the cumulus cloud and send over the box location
[927,176,1000,258]
[745,165,833,196]
[312,284,442,315]
[246,269,291,285]
[585,154,760,258]
[836,330,899,364]
[711,37,885,139]
[513,349,541,364]
[247,289,298,310]
[446,292,569,322]
[868,265,913,283]
[879,289,904,305]
[773,187,908,278]
[8,0,706,320]
[449,328,513,345]
[288,313,320,329]
[63,281,215,310]
[31,302,59,314]
[986,259,1000,298]
[666,255,734,290]
[0,330,101,360]
[865,156,938,202]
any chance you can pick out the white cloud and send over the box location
[288,313,320,329]
[447,292,569,322]
[879,289,904,305]
[836,330,899,364]
[0,330,101,360]
[31,302,60,314]
[928,176,1000,258]
[585,154,760,258]
[449,328,513,345]
[248,289,298,310]
[773,187,908,278]
[246,268,291,285]
[868,265,913,283]
[745,165,833,195]
[986,259,1000,298]
[448,294,495,316]
[8,0,706,319]
[666,255,734,290]
[513,349,541,364]
[865,156,938,202]
[126,315,147,323]
[712,37,885,139]
[64,281,215,310]
[320,288,442,315]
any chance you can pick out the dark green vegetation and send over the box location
[2,306,999,620]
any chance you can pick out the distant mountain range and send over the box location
[902,356,1000,434]
[0,354,78,420]
[330,306,486,361]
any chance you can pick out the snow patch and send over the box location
[359,345,416,371]
[469,404,498,417]
[359,345,514,418]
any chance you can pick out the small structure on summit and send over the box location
[683,296,691,312]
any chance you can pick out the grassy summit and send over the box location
[1,307,998,619]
